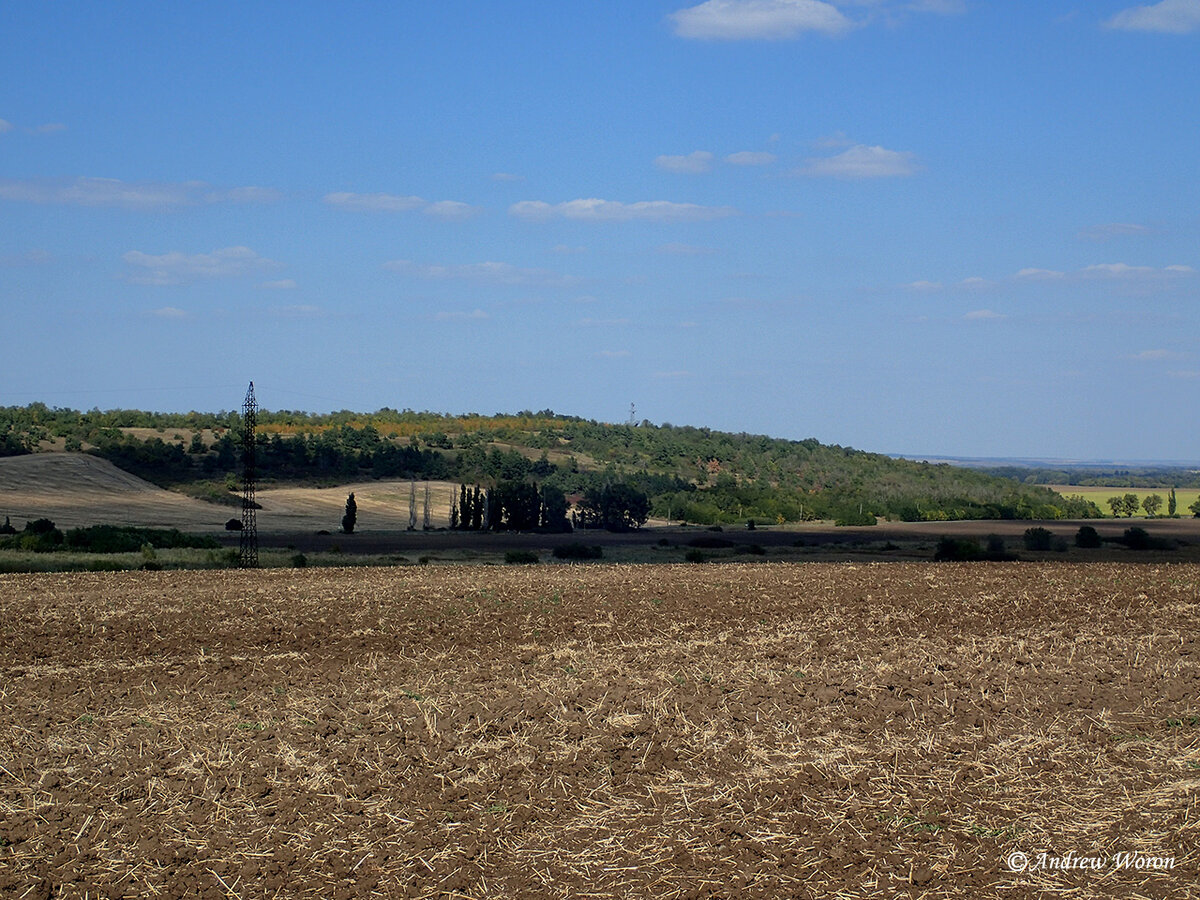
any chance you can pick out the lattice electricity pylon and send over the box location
[239,382,259,568]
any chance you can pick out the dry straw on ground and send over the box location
[1,563,1197,898]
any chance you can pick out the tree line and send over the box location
[2,403,1105,525]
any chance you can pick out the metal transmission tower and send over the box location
[239,382,259,568]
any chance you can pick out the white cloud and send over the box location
[801,144,918,178]
[655,151,714,173]
[384,259,574,287]
[1078,222,1150,241]
[259,279,298,290]
[434,309,489,321]
[323,191,424,212]
[149,307,187,319]
[123,246,280,285]
[510,198,736,222]
[1080,262,1194,280]
[0,176,277,210]
[1106,0,1200,33]
[423,200,482,221]
[0,119,12,133]
[1131,348,1179,360]
[963,309,1005,320]
[907,280,942,291]
[32,123,67,135]
[725,150,778,166]
[958,276,991,289]
[1014,267,1066,280]
[670,0,854,39]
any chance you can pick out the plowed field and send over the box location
[1,564,1197,898]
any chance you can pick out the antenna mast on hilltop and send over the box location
[239,382,259,568]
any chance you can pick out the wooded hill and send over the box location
[1,404,1102,525]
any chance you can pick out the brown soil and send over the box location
[1,564,1196,897]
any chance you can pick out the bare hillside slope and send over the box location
[0,453,458,533]
[0,454,229,531]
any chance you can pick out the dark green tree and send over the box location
[1168,488,1177,517]
[342,492,357,534]
[579,483,650,532]
[1121,493,1140,517]
[1142,493,1163,517]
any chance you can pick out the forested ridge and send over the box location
[1,403,1102,524]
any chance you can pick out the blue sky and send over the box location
[2,1,1198,460]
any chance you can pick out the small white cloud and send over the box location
[150,307,187,318]
[32,123,67,135]
[1083,262,1157,278]
[1106,0,1200,33]
[655,151,714,174]
[670,0,853,40]
[725,150,777,166]
[963,309,1005,320]
[907,280,943,291]
[323,191,424,212]
[423,200,482,221]
[653,370,694,379]
[259,279,298,290]
[510,198,736,222]
[384,259,573,287]
[1014,267,1065,280]
[658,242,717,255]
[1078,222,1150,241]
[0,119,12,134]
[1131,348,1179,360]
[123,246,280,285]
[958,276,991,289]
[1169,369,1200,379]
[800,144,919,179]
[0,176,276,210]
[434,309,489,321]
[1164,264,1196,274]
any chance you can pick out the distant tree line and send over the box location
[1,403,1104,525]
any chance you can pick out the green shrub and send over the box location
[553,543,604,560]
[1023,527,1054,551]
[1120,526,1172,551]
[1075,525,1102,548]
[504,550,539,565]
[933,537,982,561]
[684,548,709,564]
[291,553,308,568]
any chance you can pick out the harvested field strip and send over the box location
[0,563,1197,898]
